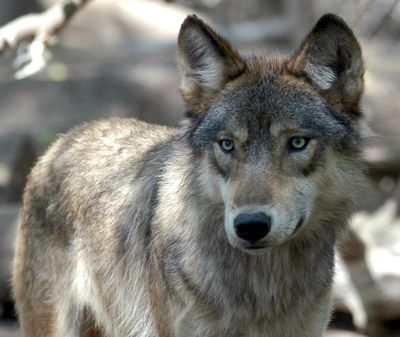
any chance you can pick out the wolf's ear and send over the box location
[177,15,245,115]
[288,14,364,114]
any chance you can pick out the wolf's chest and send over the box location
[168,247,334,337]
[163,240,334,321]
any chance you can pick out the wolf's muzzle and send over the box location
[233,212,271,242]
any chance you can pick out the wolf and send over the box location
[12,13,366,337]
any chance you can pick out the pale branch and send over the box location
[0,0,91,79]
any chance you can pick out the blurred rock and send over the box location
[334,194,400,330]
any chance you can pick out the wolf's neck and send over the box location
[171,213,336,321]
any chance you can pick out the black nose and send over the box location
[234,212,271,242]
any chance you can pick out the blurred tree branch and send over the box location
[0,0,91,79]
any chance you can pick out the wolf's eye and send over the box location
[289,137,309,151]
[219,139,234,153]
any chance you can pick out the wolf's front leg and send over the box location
[291,291,333,337]
[251,292,332,337]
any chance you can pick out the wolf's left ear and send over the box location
[177,15,246,116]
[288,14,364,115]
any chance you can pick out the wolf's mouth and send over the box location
[244,245,266,253]
[292,217,304,235]
[242,244,269,255]
[245,245,266,250]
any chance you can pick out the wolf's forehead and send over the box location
[217,77,348,139]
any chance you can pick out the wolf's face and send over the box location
[178,15,365,253]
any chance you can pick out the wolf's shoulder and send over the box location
[47,117,175,158]
[61,117,176,146]
[30,117,177,186]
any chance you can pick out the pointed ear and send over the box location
[288,14,364,115]
[177,15,246,116]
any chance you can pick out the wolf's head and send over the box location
[177,14,366,254]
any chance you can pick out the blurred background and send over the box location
[0,0,399,336]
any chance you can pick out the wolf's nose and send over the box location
[234,212,271,242]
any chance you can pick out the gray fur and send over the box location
[12,14,366,337]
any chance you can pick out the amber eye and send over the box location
[289,137,309,151]
[219,139,234,153]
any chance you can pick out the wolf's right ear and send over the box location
[177,15,246,117]
[288,14,364,115]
